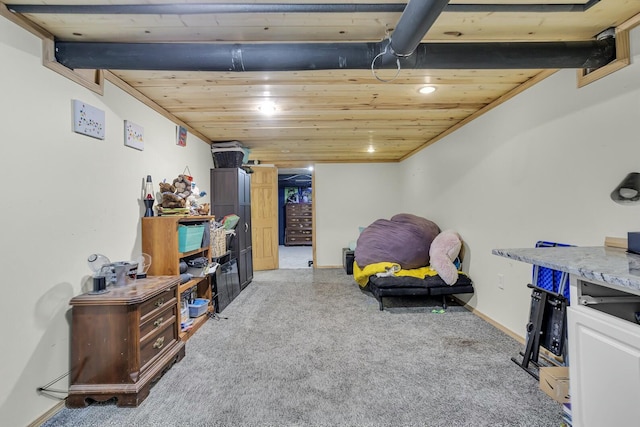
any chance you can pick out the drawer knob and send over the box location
[153,317,164,328]
[154,298,165,307]
[153,336,165,349]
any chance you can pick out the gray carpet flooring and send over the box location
[43,268,563,426]
[279,245,312,269]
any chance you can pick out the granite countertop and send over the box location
[492,246,640,294]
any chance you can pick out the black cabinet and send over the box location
[212,259,240,313]
[210,168,253,290]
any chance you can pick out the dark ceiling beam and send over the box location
[390,0,450,57]
[54,38,616,71]
[8,3,406,14]
[6,1,601,15]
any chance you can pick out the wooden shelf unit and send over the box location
[142,215,214,341]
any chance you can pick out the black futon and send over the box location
[365,274,474,311]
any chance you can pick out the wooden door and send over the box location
[250,166,279,270]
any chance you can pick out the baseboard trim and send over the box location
[28,400,65,427]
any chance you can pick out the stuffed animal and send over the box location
[161,192,186,208]
[187,183,205,207]
[196,202,210,215]
[173,175,192,200]
[159,182,175,194]
[159,181,185,208]
[429,230,462,285]
[185,181,209,214]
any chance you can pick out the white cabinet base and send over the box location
[568,304,640,427]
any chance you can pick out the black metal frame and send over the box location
[511,284,568,380]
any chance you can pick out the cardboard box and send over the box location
[539,366,570,403]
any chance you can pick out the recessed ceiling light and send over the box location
[257,101,277,115]
[307,166,314,171]
[368,145,375,153]
[418,86,436,95]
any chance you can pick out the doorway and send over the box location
[278,169,313,269]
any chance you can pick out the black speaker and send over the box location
[541,295,567,356]
[342,248,355,275]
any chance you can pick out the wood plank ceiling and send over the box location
[4,0,640,169]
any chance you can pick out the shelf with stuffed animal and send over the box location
[156,174,209,216]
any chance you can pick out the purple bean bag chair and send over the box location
[354,213,440,270]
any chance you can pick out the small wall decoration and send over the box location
[177,125,187,147]
[72,99,105,140]
[285,187,300,203]
[301,187,312,203]
[124,120,144,151]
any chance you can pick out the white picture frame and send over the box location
[124,120,144,151]
[72,99,105,140]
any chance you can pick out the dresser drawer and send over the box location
[287,212,311,219]
[139,286,177,321]
[286,203,312,213]
[286,218,312,227]
[140,302,177,342]
[286,236,312,244]
[286,228,312,236]
[140,320,178,371]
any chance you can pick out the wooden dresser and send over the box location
[67,276,185,407]
[285,202,312,246]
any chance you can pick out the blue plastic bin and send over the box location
[532,240,573,301]
[188,298,209,318]
[178,224,205,252]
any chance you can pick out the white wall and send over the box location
[399,28,640,337]
[0,18,213,426]
[314,163,400,266]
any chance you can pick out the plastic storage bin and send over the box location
[178,224,205,253]
[212,151,244,168]
[188,298,210,318]
[533,240,573,301]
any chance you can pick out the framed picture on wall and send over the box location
[124,120,144,151]
[301,188,312,203]
[72,99,105,140]
[284,187,299,203]
[176,125,187,146]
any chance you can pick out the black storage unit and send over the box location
[211,167,253,290]
[212,258,241,313]
[343,248,355,275]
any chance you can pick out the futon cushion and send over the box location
[355,213,440,270]
[368,273,473,290]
